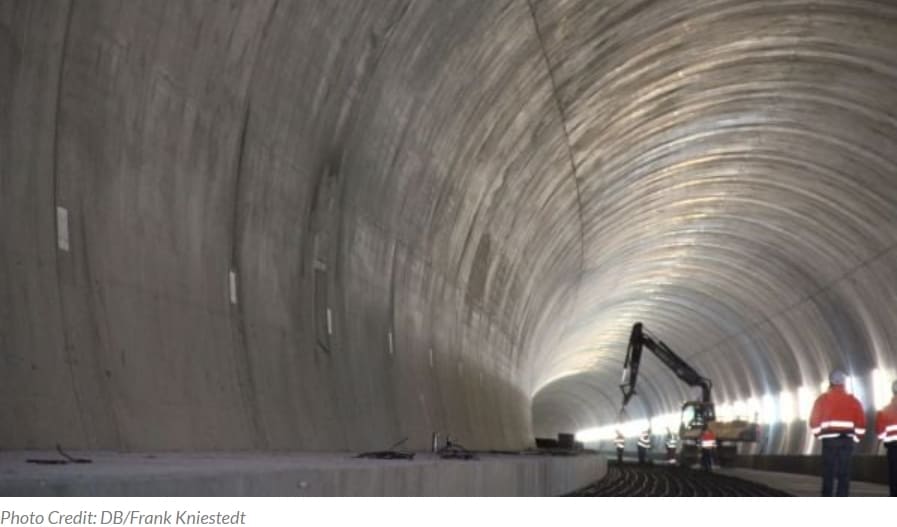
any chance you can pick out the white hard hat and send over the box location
[829,370,847,385]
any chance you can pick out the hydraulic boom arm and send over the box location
[619,322,712,410]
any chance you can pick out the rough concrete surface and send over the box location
[0,451,605,497]
[722,467,889,497]
[3,0,897,465]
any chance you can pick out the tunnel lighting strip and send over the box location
[871,368,894,409]
[797,386,816,422]
[778,391,796,423]
[761,394,777,424]
[576,367,896,442]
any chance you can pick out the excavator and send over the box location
[619,322,759,465]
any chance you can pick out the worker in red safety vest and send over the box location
[614,431,626,464]
[665,428,679,465]
[875,379,897,497]
[699,425,716,472]
[809,370,866,497]
[637,429,652,465]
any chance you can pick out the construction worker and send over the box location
[809,369,866,497]
[874,379,897,497]
[637,429,651,464]
[665,428,679,465]
[699,424,717,472]
[614,430,626,464]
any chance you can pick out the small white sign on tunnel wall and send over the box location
[229,270,238,305]
[56,206,69,251]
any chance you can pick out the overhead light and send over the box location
[761,394,777,424]
[653,412,678,432]
[745,397,761,420]
[798,386,816,421]
[576,427,602,442]
[872,368,895,410]
[623,419,650,436]
[732,400,748,419]
[715,402,733,421]
[779,391,796,423]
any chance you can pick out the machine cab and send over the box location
[680,401,716,431]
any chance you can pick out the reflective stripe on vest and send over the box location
[821,420,855,428]
[700,440,716,448]
[814,420,863,439]
[879,424,897,443]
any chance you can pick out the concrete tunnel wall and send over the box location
[2,0,897,456]
[1,0,582,452]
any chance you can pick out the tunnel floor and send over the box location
[0,450,603,496]
[567,462,791,497]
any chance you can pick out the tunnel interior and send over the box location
[2,0,897,459]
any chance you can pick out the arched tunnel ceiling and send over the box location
[530,0,897,442]
[2,0,897,454]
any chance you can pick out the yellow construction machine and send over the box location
[620,322,760,465]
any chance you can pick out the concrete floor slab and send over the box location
[0,451,605,497]
[721,467,890,497]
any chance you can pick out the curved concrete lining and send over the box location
[3,1,897,456]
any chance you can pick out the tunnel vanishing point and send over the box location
[2,0,897,458]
